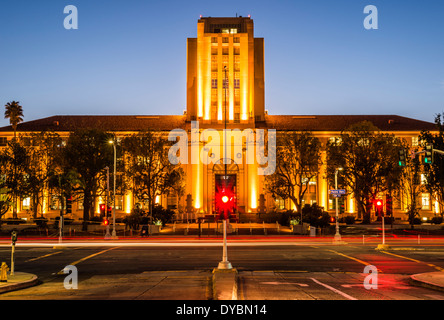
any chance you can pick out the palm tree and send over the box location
[4,101,24,139]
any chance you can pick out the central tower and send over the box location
[186,16,265,125]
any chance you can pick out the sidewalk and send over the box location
[0,272,39,294]
[410,272,444,292]
[1,269,443,298]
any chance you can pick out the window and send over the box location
[233,47,240,55]
[50,195,62,210]
[422,193,430,210]
[234,79,240,89]
[230,28,238,34]
[22,197,31,210]
[211,37,218,43]
[211,47,218,55]
[412,137,419,147]
[211,79,218,89]
[222,48,229,55]
[234,37,240,43]
[221,28,229,34]
[115,195,123,211]
[0,137,7,146]
[275,197,285,210]
[222,37,229,43]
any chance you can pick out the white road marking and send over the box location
[311,278,358,300]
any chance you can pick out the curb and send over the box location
[212,268,238,300]
[0,272,39,294]
[409,273,444,293]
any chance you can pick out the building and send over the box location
[0,16,439,223]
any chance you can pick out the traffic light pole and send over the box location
[334,168,342,242]
[218,66,232,270]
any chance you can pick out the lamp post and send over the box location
[104,166,111,239]
[109,139,118,239]
[218,66,232,270]
[334,167,343,241]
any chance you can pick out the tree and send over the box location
[122,130,185,222]
[395,139,425,229]
[419,113,444,215]
[264,131,322,213]
[327,121,402,222]
[4,101,24,139]
[62,128,113,230]
[0,139,30,218]
[26,131,62,218]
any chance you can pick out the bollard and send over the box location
[0,262,9,282]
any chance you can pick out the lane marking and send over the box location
[57,247,119,274]
[380,250,444,272]
[26,251,62,262]
[310,278,358,300]
[326,249,382,272]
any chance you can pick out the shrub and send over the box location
[431,216,443,224]
[344,216,355,225]
[301,204,331,228]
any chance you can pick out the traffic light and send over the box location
[11,231,18,245]
[386,195,392,217]
[338,197,345,215]
[375,199,383,217]
[215,187,235,220]
[100,204,106,217]
[107,205,112,216]
[425,144,433,164]
[66,196,72,214]
[103,218,109,226]
[398,149,406,167]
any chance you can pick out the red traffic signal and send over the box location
[103,219,109,226]
[375,199,383,216]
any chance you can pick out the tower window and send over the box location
[211,79,218,89]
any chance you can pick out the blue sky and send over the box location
[0,0,443,127]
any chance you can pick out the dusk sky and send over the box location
[1,0,443,128]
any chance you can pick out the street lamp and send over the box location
[109,139,118,239]
[334,167,343,241]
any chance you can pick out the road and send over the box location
[0,238,444,301]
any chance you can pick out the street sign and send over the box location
[329,189,346,195]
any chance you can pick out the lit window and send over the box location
[222,28,229,34]
[412,137,419,147]
[230,28,238,34]
[422,193,430,210]
[22,197,31,210]
[211,79,218,89]
[234,79,240,88]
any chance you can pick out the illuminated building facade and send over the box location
[0,16,439,222]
